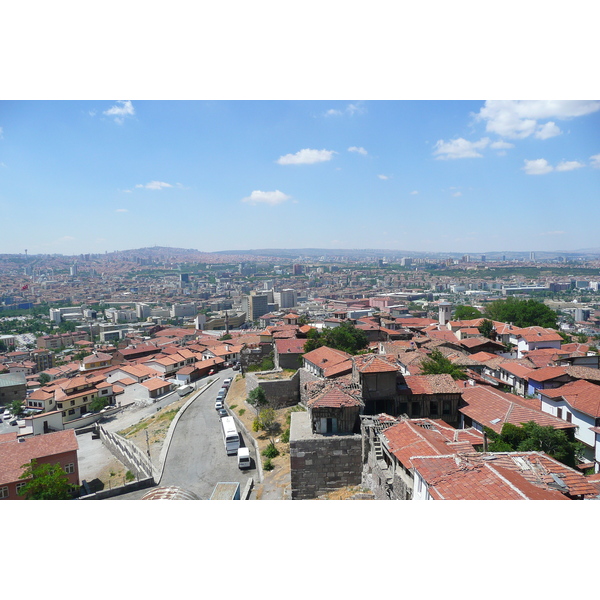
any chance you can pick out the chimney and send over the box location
[483,431,488,452]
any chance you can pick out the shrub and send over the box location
[125,470,135,482]
[252,418,261,432]
[281,428,290,443]
[263,458,274,471]
[262,442,279,459]
[238,408,246,416]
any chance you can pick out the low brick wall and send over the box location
[289,411,362,500]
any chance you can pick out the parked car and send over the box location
[217,408,228,418]
[223,378,232,388]
[215,400,224,411]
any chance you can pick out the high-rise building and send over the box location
[242,293,269,322]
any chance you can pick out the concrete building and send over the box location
[242,293,269,322]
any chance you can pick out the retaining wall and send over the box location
[245,369,300,409]
[99,425,155,480]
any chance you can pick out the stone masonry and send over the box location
[290,411,362,500]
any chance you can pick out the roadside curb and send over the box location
[155,378,217,484]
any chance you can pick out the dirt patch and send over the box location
[225,373,303,499]
[118,397,187,465]
[93,458,135,492]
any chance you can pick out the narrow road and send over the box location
[158,369,256,499]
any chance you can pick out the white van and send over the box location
[237,447,251,469]
[223,378,232,388]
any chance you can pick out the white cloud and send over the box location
[475,100,600,140]
[348,146,368,155]
[276,148,336,165]
[555,160,585,172]
[324,102,366,117]
[452,191,462,197]
[135,181,173,190]
[433,137,490,159]
[0,126,3,138]
[378,174,389,180]
[241,190,291,206]
[410,190,419,195]
[535,121,562,140]
[538,230,565,236]
[116,208,128,212]
[523,158,554,175]
[590,154,600,169]
[490,140,514,149]
[346,102,366,116]
[103,100,135,124]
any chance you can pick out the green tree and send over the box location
[219,333,232,341]
[303,321,368,355]
[247,386,267,416]
[258,407,280,442]
[420,349,468,380]
[18,459,74,500]
[483,297,557,329]
[38,373,51,386]
[478,318,495,339]
[484,421,582,468]
[89,396,110,412]
[10,399,24,416]
[454,305,483,320]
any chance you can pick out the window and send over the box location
[16,482,26,495]
[64,463,75,474]
[430,401,439,417]
[68,409,75,415]
[566,412,572,423]
[411,402,420,417]
[0,486,8,499]
[557,407,563,420]
[70,400,75,406]
[398,402,408,415]
[442,401,451,416]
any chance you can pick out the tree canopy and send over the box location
[483,297,557,329]
[453,305,483,320]
[303,321,368,355]
[478,318,495,339]
[419,349,468,380]
[247,386,267,416]
[485,421,583,468]
[18,460,74,500]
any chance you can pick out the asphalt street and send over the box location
[158,368,256,499]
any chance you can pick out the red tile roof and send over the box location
[307,387,361,408]
[0,430,78,486]
[460,385,575,433]
[412,451,597,499]
[539,379,600,418]
[404,374,460,395]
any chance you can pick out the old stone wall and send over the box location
[290,412,362,500]
[298,367,322,405]
[245,369,300,409]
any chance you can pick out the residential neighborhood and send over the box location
[1,248,600,502]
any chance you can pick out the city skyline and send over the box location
[1,100,598,257]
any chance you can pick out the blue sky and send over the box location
[1,99,599,256]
